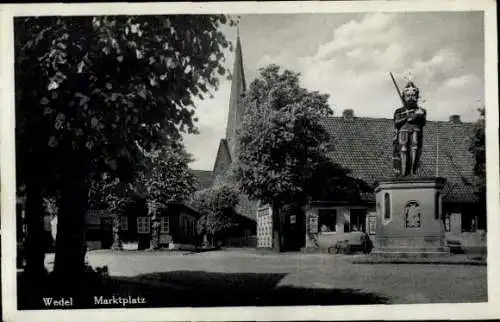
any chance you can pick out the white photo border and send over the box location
[1,1,498,321]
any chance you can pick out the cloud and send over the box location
[294,13,482,121]
[406,48,466,85]
[311,13,401,62]
[443,74,480,89]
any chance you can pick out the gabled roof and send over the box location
[213,138,232,177]
[321,117,478,203]
[190,169,214,191]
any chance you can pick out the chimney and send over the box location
[449,114,461,124]
[342,109,354,120]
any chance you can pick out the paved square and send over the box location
[43,249,487,306]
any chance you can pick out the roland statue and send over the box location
[392,79,427,177]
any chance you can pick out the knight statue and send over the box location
[392,81,426,176]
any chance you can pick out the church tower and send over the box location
[212,30,247,178]
[225,30,246,160]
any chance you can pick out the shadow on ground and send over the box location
[18,270,389,309]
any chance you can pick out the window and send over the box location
[137,217,150,234]
[461,214,477,232]
[384,193,391,220]
[120,216,128,231]
[160,216,170,234]
[318,209,337,233]
[350,209,367,232]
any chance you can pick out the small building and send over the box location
[86,202,200,251]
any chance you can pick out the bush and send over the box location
[83,264,110,286]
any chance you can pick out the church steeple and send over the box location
[225,29,246,160]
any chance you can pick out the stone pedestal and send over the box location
[372,177,450,257]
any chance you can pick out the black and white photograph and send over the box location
[1,1,499,321]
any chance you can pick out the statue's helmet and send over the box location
[402,82,419,104]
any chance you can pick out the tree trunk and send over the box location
[272,203,284,252]
[24,181,47,280]
[150,216,161,250]
[202,233,209,248]
[207,233,214,247]
[53,177,88,284]
[111,215,123,251]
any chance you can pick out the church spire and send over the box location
[225,28,246,159]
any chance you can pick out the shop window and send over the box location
[350,209,367,232]
[120,216,128,231]
[137,217,150,234]
[384,193,391,220]
[318,209,337,233]
[160,216,169,233]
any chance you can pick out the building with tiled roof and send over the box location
[321,115,477,204]
[302,113,483,252]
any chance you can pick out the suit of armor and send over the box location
[393,82,426,176]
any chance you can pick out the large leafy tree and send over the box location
[93,174,135,250]
[15,15,236,281]
[192,184,239,247]
[235,65,334,252]
[469,106,486,227]
[135,141,196,249]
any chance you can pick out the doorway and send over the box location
[282,205,305,252]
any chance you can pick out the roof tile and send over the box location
[190,170,214,191]
[321,117,477,203]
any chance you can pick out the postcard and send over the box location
[1,1,498,321]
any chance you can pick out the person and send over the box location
[393,82,427,176]
[361,231,373,254]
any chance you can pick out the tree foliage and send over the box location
[469,107,486,205]
[43,196,59,216]
[235,64,334,206]
[15,15,236,279]
[89,173,134,213]
[192,184,239,245]
[16,15,236,187]
[135,142,196,216]
[307,161,372,202]
[235,65,370,252]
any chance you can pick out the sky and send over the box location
[183,11,485,171]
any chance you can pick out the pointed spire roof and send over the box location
[232,28,246,94]
[225,29,247,155]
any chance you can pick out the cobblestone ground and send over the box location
[45,249,487,305]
